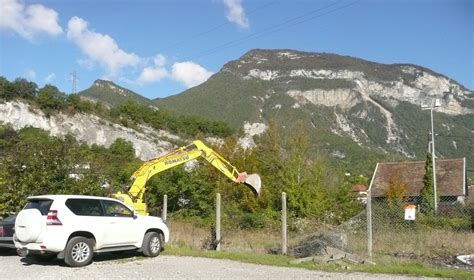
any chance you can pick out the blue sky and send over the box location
[1,0,472,99]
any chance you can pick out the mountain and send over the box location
[78,79,154,108]
[155,49,474,175]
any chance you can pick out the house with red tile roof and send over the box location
[370,158,467,209]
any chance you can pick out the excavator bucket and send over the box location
[243,173,262,197]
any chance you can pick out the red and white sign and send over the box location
[404,204,416,220]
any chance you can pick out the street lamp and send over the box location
[421,98,441,214]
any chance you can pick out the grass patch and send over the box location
[163,244,473,279]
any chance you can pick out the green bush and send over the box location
[417,214,471,231]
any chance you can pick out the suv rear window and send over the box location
[24,199,53,216]
[66,199,103,216]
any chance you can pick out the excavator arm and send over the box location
[114,140,261,215]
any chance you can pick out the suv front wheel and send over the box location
[142,232,162,257]
[64,236,94,267]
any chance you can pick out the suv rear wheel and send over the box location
[64,237,94,267]
[142,232,162,257]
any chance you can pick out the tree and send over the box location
[37,84,65,110]
[66,94,93,112]
[13,78,38,99]
[109,138,135,159]
[385,175,406,207]
[0,76,15,100]
[420,153,436,214]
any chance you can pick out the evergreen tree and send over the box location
[420,153,436,213]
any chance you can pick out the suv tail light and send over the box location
[0,226,4,236]
[46,210,62,226]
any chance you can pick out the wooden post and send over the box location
[281,192,287,255]
[162,195,167,222]
[216,193,221,251]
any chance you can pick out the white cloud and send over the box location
[66,16,140,76]
[223,0,249,29]
[137,54,169,85]
[77,58,95,70]
[44,73,56,83]
[137,67,168,85]
[0,0,63,40]
[153,54,166,67]
[23,68,36,80]
[171,61,213,88]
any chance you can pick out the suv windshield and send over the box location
[24,199,53,216]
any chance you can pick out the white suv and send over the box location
[14,195,169,267]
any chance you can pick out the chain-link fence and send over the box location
[163,189,473,268]
[284,192,473,267]
[366,191,473,267]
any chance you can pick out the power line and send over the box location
[160,0,278,53]
[186,0,345,60]
[184,0,359,61]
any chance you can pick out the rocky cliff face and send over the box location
[156,49,474,168]
[236,51,472,115]
[224,50,473,154]
[0,101,175,160]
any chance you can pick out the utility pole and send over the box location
[430,107,438,214]
[422,99,440,214]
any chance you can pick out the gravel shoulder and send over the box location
[0,250,427,279]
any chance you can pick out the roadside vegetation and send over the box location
[0,120,362,227]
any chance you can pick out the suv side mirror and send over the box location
[132,211,138,219]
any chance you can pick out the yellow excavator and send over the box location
[113,140,261,215]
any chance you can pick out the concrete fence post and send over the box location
[281,192,287,255]
[162,195,167,222]
[216,193,221,251]
[367,189,372,261]
[366,163,378,261]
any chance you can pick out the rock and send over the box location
[0,101,175,160]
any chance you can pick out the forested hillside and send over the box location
[0,76,233,138]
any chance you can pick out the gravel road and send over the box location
[0,250,428,279]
